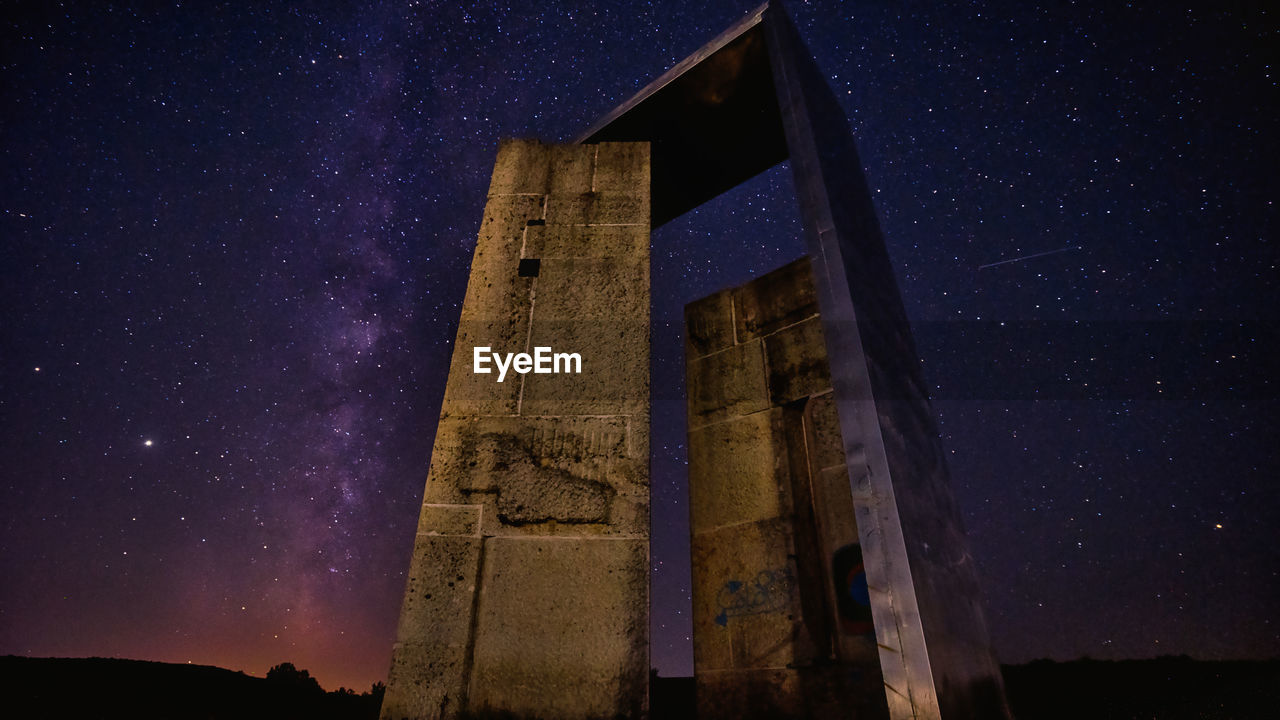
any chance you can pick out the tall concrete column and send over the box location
[381,139,651,720]
[685,257,889,720]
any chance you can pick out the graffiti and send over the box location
[833,544,875,635]
[714,568,793,627]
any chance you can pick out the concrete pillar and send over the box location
[685,257,889,720]
[381,139,651,720]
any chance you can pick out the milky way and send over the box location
[2,1,1276,692]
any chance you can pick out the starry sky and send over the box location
[2,0,1276,694]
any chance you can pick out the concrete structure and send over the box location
[385,2,1010,718]
[578,3,1012,716]
[686,257,889,719]
[380,140,651,720]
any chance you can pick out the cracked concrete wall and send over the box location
[382,139,650,720]
[685,257,889,720]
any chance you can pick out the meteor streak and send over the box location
[978,245,1082,270]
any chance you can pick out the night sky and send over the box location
[2,0,1276,694]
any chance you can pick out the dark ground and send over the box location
[652,657,1280,719]
[4,654,1277,719]
[0,656,382,720]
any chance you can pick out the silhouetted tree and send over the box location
[265,661,324,696]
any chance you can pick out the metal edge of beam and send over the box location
[759,3,940,719]
[573,2,770,144]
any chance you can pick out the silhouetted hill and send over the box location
[1002,656,1280,720]
[0,655,381,720]
[3,655,1276,718]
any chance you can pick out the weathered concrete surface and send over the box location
[382,140,650,720]
[468,537,648,719]
[686,257,888,720]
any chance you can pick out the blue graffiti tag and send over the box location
[714,568,793,627]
